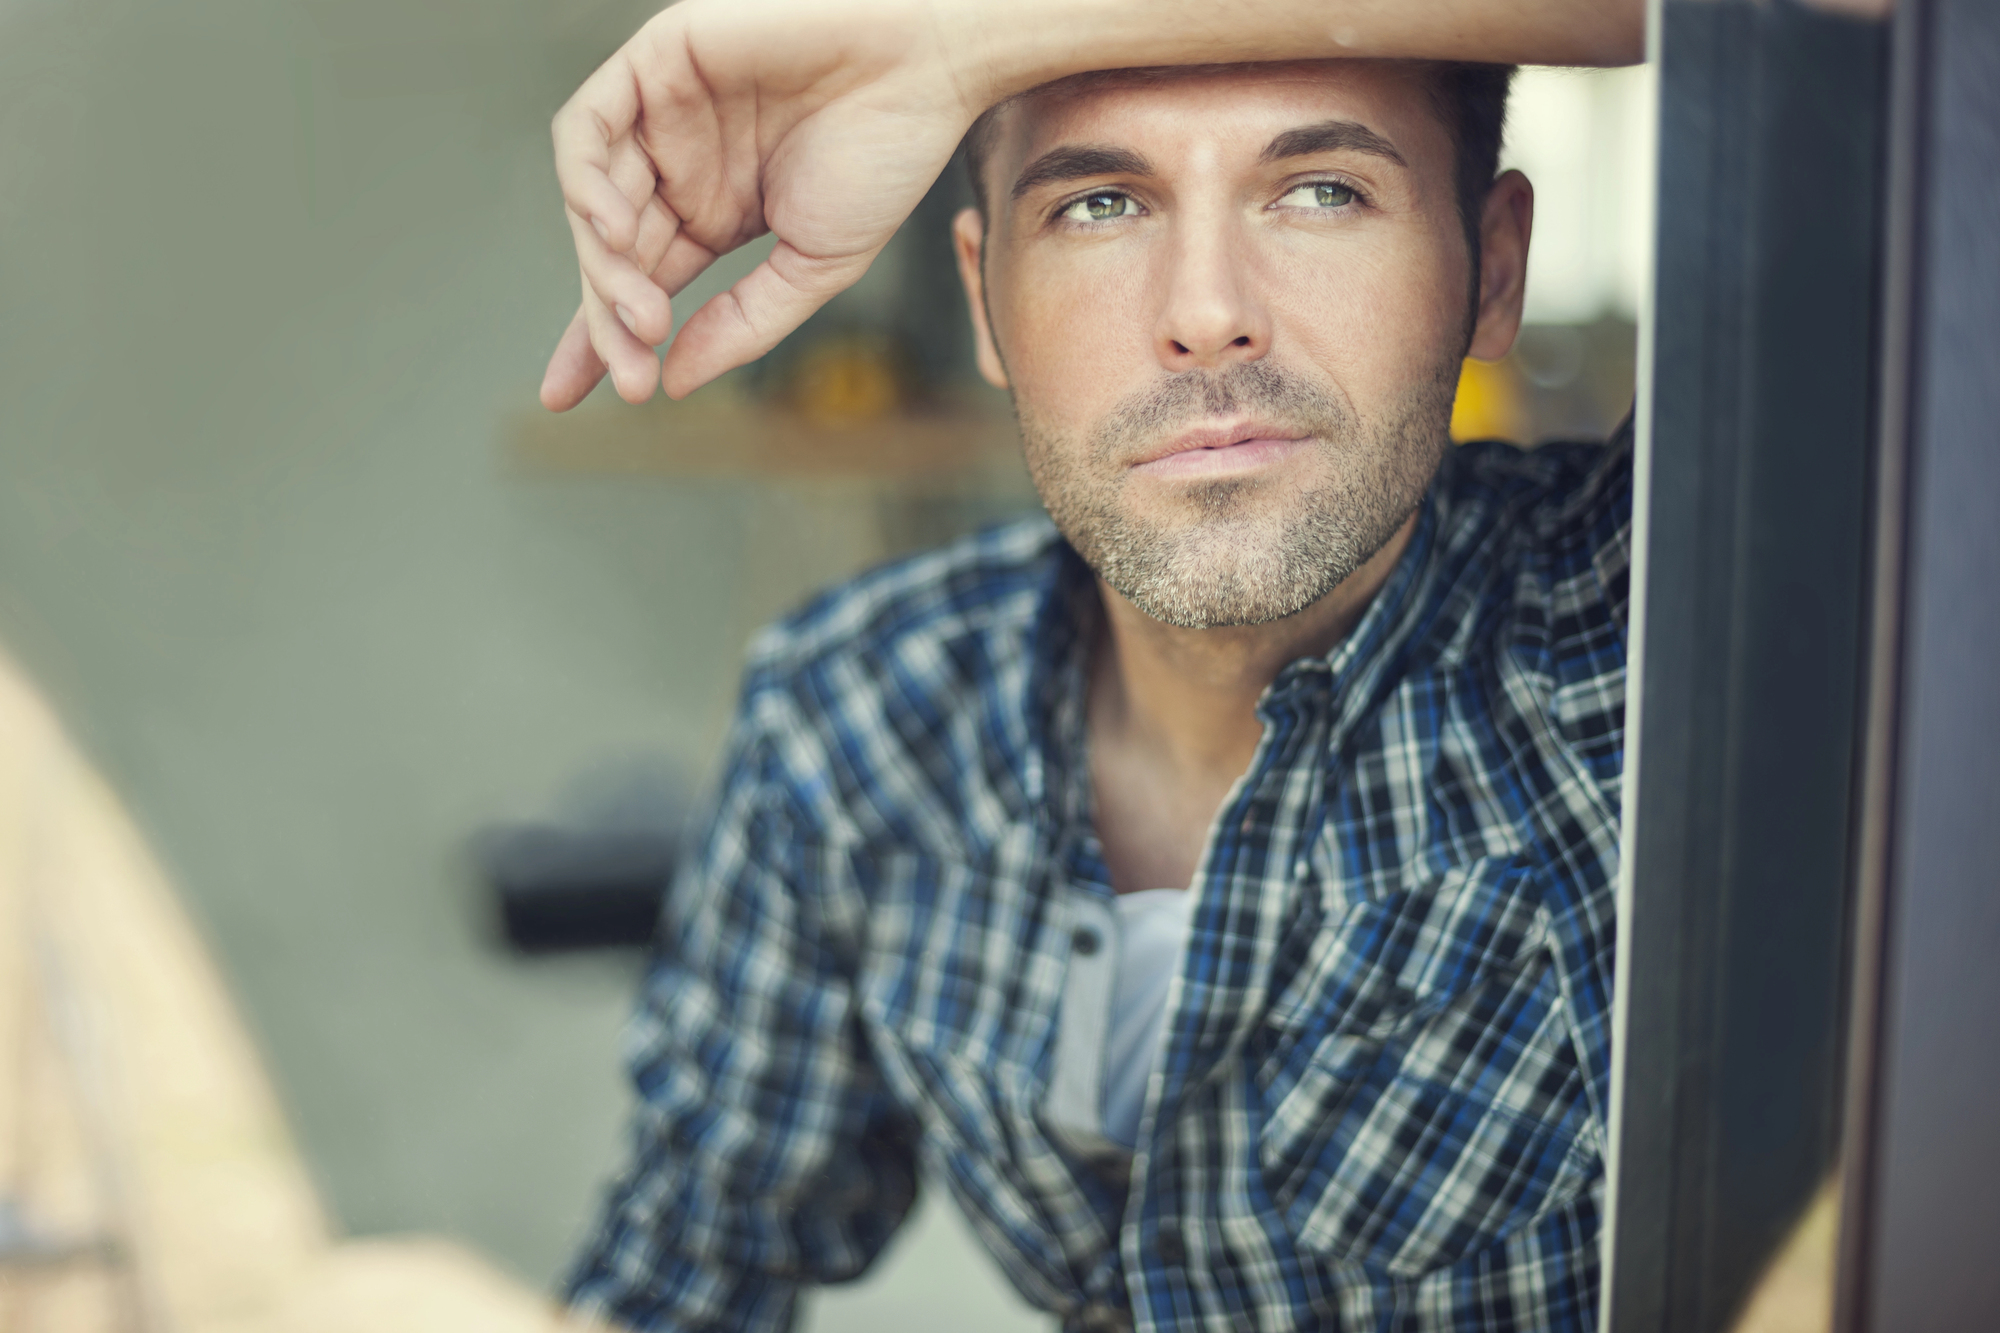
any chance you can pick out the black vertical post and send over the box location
[1835,0,2000,1326]
[1605,2,1886,1328]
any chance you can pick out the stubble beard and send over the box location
[1016,358,1458,630]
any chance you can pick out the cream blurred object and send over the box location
[0,654,568,1333]
[1727,1178,1841,1333]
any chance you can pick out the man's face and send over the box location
[956,62,1527,630]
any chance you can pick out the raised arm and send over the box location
[540,0,1643,409]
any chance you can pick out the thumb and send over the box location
[660,241,881,398]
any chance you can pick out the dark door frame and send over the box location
[1606,0,2000,1327]
[1833,0,2000,1325]
[1604,0,1886,1327]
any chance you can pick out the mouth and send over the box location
[1130,421,1313,480]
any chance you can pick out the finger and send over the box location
[661,241,878,398]
[581,278,664,404]
[551,52,644,251]
[605,132,664,212]
[652,230,720,299]
[567,205,673,345]
[541,305,607,412]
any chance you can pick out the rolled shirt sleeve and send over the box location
[565,696,918,1333]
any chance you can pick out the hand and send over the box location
[540,0,985,408]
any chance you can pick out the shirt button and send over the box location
[1156,1228,1187,1266]
[1071,926,1101,956]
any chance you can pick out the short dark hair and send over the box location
[1421,62,1516,268]
[961,60,1514,266]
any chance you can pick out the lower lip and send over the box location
[1133,436,1311,479]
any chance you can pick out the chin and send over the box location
[1094,513,1361,631]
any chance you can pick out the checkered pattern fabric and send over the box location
[566,428,1631,1332]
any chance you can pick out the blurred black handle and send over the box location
[475,825,675,953]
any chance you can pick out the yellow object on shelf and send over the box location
[788,335,905,427]
[1450,358,1524,443]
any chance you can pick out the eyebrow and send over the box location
[1010,145,1154,200]
[1260,119,1407,167]
[1009,120,1407,203]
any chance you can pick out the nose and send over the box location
[1153,219,1271,373]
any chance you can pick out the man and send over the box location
[558,29,1632,1333]
[556,39,1632,1333]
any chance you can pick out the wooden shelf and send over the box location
[508,389,1026,486]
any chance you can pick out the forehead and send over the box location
[989,60,1449,185]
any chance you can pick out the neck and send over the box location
[1088,510,1419,786]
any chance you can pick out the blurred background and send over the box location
[0,2,1651,1325]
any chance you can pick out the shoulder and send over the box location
[741,514,1060,690]
[1441,426,1632,552]
[1429,425,1633,789]
[725,515,1062,842]
[1436,421,1633,623]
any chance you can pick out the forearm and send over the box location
[949,0,1647,109]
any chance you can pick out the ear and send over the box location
[953,207,1010,389]
[1466,169,1534,363]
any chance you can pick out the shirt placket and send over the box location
[1114,670,1334,1326]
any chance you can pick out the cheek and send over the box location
[987,242,1156,421]
[1264,228,1469,393]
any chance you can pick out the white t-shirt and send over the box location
[1102,887,1196,1149]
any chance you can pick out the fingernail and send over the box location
[591,216,611,245]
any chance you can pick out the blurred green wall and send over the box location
[0,0,1634,1298]
[0,0,905,1281]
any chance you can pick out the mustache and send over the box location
[1092,361,1355,459]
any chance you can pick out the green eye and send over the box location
[1278,181,1360,209]
[1061,192,1136,222]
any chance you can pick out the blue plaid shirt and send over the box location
[569,428,1631,1332]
